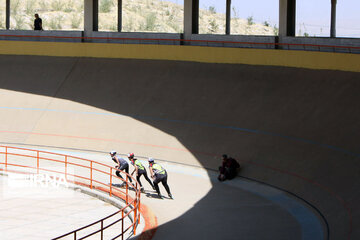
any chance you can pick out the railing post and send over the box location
[90,161,93,189]
[109,168,112,197]
[134,199,137,235]
[101,220,103,240]
[138,195,141,225]
[126,174,128,204]
[74,231,76,240]
[5,146,7,172]
[121,209,124,240]
[37,151,39,174]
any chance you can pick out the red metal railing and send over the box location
[0,145,141,240]
[0,34,360,53]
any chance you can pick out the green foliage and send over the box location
[70,13,81,29]
[100,0,113,13]
[304,32,310,37]
[263,21,270,27]
[64,0,75,13]
[168,11,175,22]
[130,5,139,13]
[0,12,4,29]
[232,7,238,19]
[273,24,279,35]
[14,15,26,29]
[123,17,134,32]
[145,12,157,31]
[25,0,36,15]
[51,0,65,11]
[208,18,218,33]
[208,6,216,14]
[76,1,84,12]
[146,0,151,9]
[49,14,63,30]
[11,0,21,15]
[168,21,180,33]
[247,16,254,25]
[109,23,117,31]
[38,0,47,11]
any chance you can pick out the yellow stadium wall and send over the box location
[0,40,359,72]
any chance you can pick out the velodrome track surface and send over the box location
[0,55,359,239]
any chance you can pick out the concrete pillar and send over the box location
[330,0,337,38]
[84,0,98,32]
[184,0,191,38]
[192,0,199,34]
[279,0,296,37]
[6,0,10,29]
[184,0,199,40]
[118,0,122,32]
[226,0,231,35]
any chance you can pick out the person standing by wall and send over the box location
[128,153,155,192]
[34,14,43,30]
[148,157,173,199]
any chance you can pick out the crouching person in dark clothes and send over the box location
[128,153,155,192]
[148,157,173,199]
[218,154,240,182]
[110,151,132,187]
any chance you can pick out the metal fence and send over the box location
[0,145,141,240]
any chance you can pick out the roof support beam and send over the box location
[118,0,123,32]
[184,0,199,40]
[84,0,98,32]
[330,0,337,38]
[279,0,296,37]
[6,0,10,30]
[226,0,231,35]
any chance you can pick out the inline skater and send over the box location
[148,157,173,199]
[128,153,155,193]
[110,151,132,187]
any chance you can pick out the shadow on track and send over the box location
[0,55,359,239]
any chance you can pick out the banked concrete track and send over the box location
[0,55,359,239]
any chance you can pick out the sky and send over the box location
[166,0,360,38]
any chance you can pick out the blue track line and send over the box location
[1,106,359,158]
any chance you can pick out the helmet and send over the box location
[148,157,154,163]
[128,153,134,159]
[110,151,116,155]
